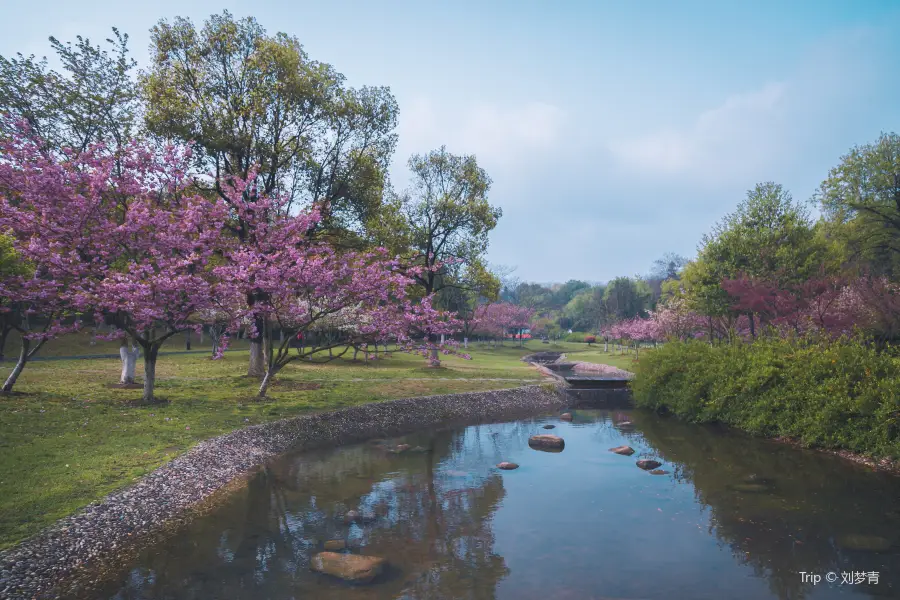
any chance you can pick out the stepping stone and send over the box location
[310,552,386,583]
[636,459,662,470]
[528,434,565,452]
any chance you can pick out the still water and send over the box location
[98,410,900,600]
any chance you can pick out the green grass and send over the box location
[0,337,632,548]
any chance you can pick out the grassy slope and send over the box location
[0,337,634,549]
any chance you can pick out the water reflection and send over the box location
[635,413,900,599]
[94,410,900,600]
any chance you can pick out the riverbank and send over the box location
[0,385,566,599]
[631,337,900,462]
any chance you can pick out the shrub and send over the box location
[631,336,900,458]
[565,332,587,343]
[584,335,597,346]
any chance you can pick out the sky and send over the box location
[2,0,899,284]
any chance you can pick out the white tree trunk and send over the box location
[248,341,266,377]
[119,342,140,384]
[463,337,468,349]
[440,334,445,344]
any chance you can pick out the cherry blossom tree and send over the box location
[214,186,462,397]
[472,303,533,347]
[0,125,229,402]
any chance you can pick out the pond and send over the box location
[94,410,900,600]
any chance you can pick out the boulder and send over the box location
[636,459,662,470]
[310,552,386,583]
[323,540,347,551]
[528,435,565,452]
[497,462,519,470]
[649,469,670,475]
[837,534,892,552]
[388,444,412,454]
[543,424,556,429]
[609,446,635,456]
[560,413,573,421]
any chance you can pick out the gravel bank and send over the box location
[0,385,565,599]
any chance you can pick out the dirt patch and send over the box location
[104,383,144,390]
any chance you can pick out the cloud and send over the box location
[395,97,565,169]
[607,82,788,183]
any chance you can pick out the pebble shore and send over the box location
[0,385,564,600]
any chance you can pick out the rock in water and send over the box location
[837,534,892,552]
[324,540,347,551]
[528,435,565,451]
[560,413,573,421]
[636,459,662,470]
[609,446,635,456]
[497,462,519,470]
[310,552,386,583]
[344,510,361,524]
[543,424,556,429]
[388,444,411,454]
[649,469,670,475]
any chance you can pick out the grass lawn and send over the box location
[0,337,633,549]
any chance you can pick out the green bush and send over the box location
[565,332,588,343]
[631,336,900,458]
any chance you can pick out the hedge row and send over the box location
[630,337,900,458]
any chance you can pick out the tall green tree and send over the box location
[0,29,139,156]
[700,182,828,285]
[143,11,398,240]
[816,132,900,275]
[392,146,501,298]
[603,277,651,320]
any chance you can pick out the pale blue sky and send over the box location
[3,1,899,282]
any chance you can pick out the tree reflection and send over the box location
[103,424,513,599]
[635,412,900,600]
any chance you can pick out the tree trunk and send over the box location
[142,345,161,404]
[248,341,266,377]
[258,364,280,398]
[184,329,191,351]
[440,334,445,344]
[353,346,359,360]
[199,327,204,345]
[2,337,30,393]
[0,326,9,362]
[247,315,267,378]
[463,337,468,349]
[119,340,140,384]
[604,338,608,352]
